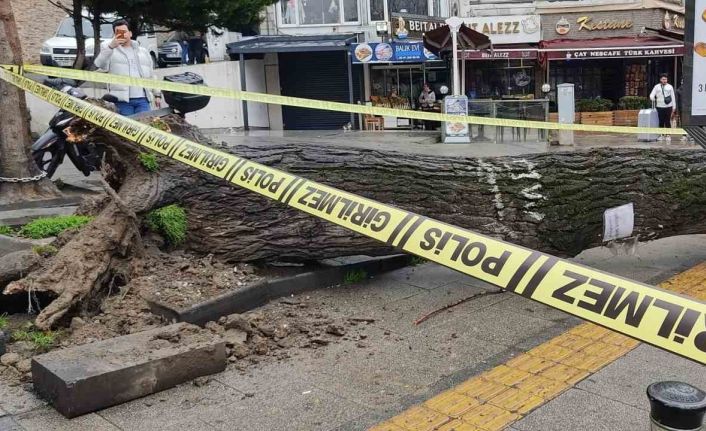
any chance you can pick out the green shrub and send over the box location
[146,204,188,245]
[0,314,8,330]
[343,269,368,285]
[576,97,614,112]
[138,152,160,172]
[18,215,93,239]
[0,225,15,236]
[618,96,651,110]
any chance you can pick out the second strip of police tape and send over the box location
[1,67,704,365]
[16,64,688,136]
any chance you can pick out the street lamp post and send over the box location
[445,16,463,96]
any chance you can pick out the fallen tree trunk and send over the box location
[184,143,706,260]
[4,115,706,328]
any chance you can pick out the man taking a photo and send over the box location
[94,19,161,116]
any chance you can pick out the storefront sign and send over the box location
[390,14,445,40]
[686,0,706,120]
[462,15,541,44]
[576,16,633,32]
[663,10,685,31]
[442,96,470,141]
[543,10,663,40]
[463,49,537,60]
[544,46,684,60]
[390,13,540,44]
[556,17,571,35]
[350,42,438,63]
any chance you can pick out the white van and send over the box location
[40,15,158,68]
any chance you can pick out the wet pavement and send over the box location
[2,235,705,431]
[207,129,699,158]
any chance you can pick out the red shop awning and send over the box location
[539,36,684,61]
[463,44,537,61]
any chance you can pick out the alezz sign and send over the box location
[462,15,541,44]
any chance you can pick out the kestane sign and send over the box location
[683,0,706,125]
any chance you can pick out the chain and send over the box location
[0,171,48,183]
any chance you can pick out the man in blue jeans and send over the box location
[94,19,161,116]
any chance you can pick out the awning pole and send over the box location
[445,17,463,96]
[461,50,466,96]
[239,53,249,131]
[347,51,355,127]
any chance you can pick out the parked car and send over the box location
[158,32,215,68]
[157,33,184,68]
[40,15,158,68]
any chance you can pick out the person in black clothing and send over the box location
[187,31,205,64]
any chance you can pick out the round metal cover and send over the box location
[648,381,706,430]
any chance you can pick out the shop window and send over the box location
[279,0,359,25]
[343,0,359,22]
[389,0,428,15]
[369,0,385,21]
[431,0,441,17]
[466,61,535,99]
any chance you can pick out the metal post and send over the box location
[445,16,463,97]
[451,31,459,96]
[461,51,466,96]
[239,53,249,131]
[647,381,706,431]
[347,51,355,127]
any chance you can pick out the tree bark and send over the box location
[72,0,86,70]
[0,1,61,205]
[176,141,706,261]
[3,115,706,328]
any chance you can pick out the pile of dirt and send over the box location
[211,296,376,369]
[0,247,342,388]
[133,251,261,309]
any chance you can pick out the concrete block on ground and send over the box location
[32,323,226,418]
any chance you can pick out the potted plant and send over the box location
[615,96,651,126]
[577,98,614,126]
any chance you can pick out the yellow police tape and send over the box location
[15,64,687,136]
[1,66,704,365]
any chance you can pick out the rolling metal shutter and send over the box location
[279,51,360,130]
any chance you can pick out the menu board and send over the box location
[691,0,706,117]
[350,42,438,64]
[684,0,706,125]
[443,96,469,137]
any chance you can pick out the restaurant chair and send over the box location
[364,101,384,131]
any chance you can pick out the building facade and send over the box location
[232,0,685,129]
[10,0,66,64]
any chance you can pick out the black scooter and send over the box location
[32,72,210,178]
[31,78,106,178]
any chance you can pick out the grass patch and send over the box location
[138,152,160,172]
[150,117,171,132]
[33,244,59,257]
[146,204,187,245]
[0,314,8,330]
[12,328,57,351]
[0,225,15,236]
[410,256,428,266]
[18,215,93,239]
[343,268,368,285]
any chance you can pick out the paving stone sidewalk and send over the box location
[2,235,705,431]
